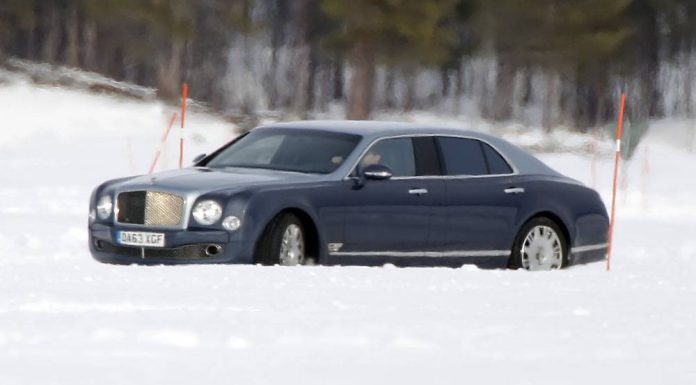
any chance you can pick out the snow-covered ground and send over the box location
[1,78,696,385]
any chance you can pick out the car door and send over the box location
[339,137,444,260]
[435,136,522,264]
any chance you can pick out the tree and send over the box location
[476,0,632,129]
[319,0,459,119]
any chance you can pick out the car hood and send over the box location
[113,167,316,195]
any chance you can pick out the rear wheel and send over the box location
[254,213,306,266]
[510,217,568,271]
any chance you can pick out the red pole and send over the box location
[179,83,188,169]
[149,112,178,174]
[606,92,626,271]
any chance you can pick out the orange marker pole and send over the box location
[606,92,626,271]
[179,83,188,169]
[149,112,179,174]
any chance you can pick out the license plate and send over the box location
[118,231,165,247]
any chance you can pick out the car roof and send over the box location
[258,120,481,137]
[256,120,564,177]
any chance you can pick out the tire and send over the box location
[509,217,568,271]
[254,213,306,266]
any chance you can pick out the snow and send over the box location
[2,78,696,384]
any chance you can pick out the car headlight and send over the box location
[97,195,113,220]
[222,216,241,231]
[192,200,223,225]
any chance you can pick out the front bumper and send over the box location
[89,223,253,265]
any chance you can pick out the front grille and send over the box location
[145,191,184,226]
[117,191,184,226]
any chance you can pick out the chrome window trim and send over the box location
[343,133,519,181]
[113,189,201,230]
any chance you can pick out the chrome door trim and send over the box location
[570,243,609,254]
[329,250,511,258]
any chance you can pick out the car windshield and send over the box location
[206,129,362,174]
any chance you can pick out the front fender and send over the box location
[222,185,331,263]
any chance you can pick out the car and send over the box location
[88,120,609,270]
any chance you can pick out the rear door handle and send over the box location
[504,187,525,194]
[408,188,429,195]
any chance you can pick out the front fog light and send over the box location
[192,200,223,225]
[97,195,113,220]
[222,216,241,231]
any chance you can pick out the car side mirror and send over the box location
[362,164,393,181]
[192,153,207,165]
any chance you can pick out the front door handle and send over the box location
[504,187,525,194]
[408,188,429,195]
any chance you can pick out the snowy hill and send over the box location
[1,76,696,385]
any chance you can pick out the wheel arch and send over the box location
[508,211,573,269]
[518,211,572,251]
[255,207,322,263]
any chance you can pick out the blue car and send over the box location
[89,121,609,270]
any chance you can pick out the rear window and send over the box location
[437,137,488,176]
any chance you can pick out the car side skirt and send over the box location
[326,249,511,269]
[569,243,608,265]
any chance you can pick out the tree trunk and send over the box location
[440,67,450,98]
[267,41,280,110]
[521,67,534,106]
[156,40,184,101]
[333,59,344,101]
[383,67,396,109]
[683,49,694,118]
[643,6,662,118]
[346,39,375,120]
[455,59,465,97]
[304,46,318,114]
[65,3,80,67]
[41,5,62,64]
[541,70,557,133]
[301,0,319,116]
[403,68,417,112]
[492,56,515,121]
[81,19,97,70]
[266,0,287,110]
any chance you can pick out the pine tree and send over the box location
[477,0,632,128]
[319,0,459,119]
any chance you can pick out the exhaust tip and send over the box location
[205,244,222,257]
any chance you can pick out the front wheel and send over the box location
[510,217,568,271]
[254,214,306,266]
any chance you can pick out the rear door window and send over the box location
[437,137,488,176]
[412,136,442,176]
[482,143,513,175]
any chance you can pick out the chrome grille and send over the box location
[144,191,184,226]
[117,191,184,227]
